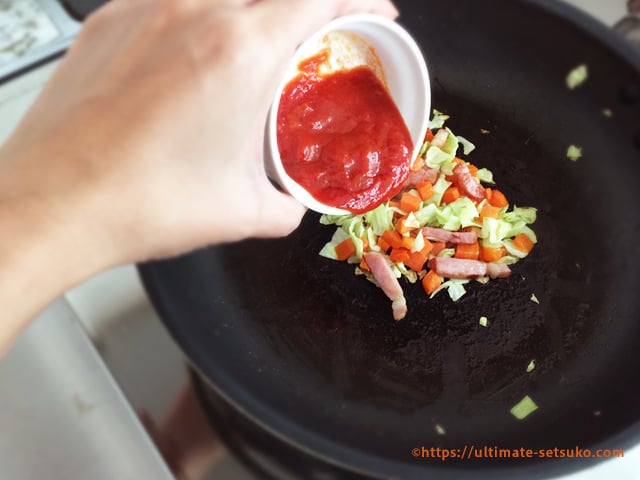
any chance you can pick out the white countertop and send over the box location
[0,300,174,480]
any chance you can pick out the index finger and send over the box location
[253,0,399,52]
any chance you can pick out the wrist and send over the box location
[0,147,119,306]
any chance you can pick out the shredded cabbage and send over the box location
[428,109,450,129]
[415,203,439,226]
[437,197,481,230]
[457,135,476,155]
[430,279,469,301]
[476,168,495,184]
[501,207,537,225]
[364,203,394,236]
[510,395,539,420]
[567,145,582,161]
[566,63,588,89]
[526,360,536,373]
[442,129,459,156]
[425,145,455,172]
[427,176,452,206]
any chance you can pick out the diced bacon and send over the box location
[430,257,487,279]
[391,298,407,321]
[430,257,512,280]
[453,163,486,202]
[422,226,477,245]
[431,129,449,148]
[364,252,407,321]
[404,166,439,188]
[486,262,512,279]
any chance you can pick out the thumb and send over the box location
[256,187,307,238]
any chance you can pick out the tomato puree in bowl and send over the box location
[276,50,413,214]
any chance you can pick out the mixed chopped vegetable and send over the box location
[319,110,538,320]
[566,63,588,89]
[526,360,536,373]
[510,395,539,420]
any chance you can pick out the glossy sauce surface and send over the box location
[277,52,412,213]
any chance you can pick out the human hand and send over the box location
[0,0,398,266]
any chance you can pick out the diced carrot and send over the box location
[405,251,429,272]
[361,236,370,252]
[400,192,422,212]
[401,235,415,250]
[488,189,509,208]
[453,157,465,165]
[421,238,434,256]
[389,200,402,210]
[335,238,356,261]
[467,163,479,176]
[430,241,446,257]
[442,186,460,204]
[485,188,493,202]
[422,270,442,295]
[480,204,500,219]
[425,128,434,142]
[480,245,507,262]
[377,236,391,252]
[513,233,535,253]
[389,248,411,264]
[382,230,404,249]
[416,181,434,201]
[359,257,370,272]
[455,241,480,260]
[411,156,426,172]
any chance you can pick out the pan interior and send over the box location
[139,0,640,477]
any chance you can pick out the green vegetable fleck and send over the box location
[435,424,446,435]
[479,316,488,327]
[530,293,540,304]
[567,145,582,161]
[566,63,588,89]
[510,395,539,420]
[526,360,536,373]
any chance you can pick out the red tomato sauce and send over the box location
[276,53,413,213]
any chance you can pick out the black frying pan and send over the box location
[139,0,640,478]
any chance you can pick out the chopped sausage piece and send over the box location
[430,257,487,279]
[486,262,512,279]
[404,166,439,188]
[430,257,512,280]
[422,226,477,245]
[453,163,486,202]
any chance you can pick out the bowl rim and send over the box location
[266,13,431,215]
